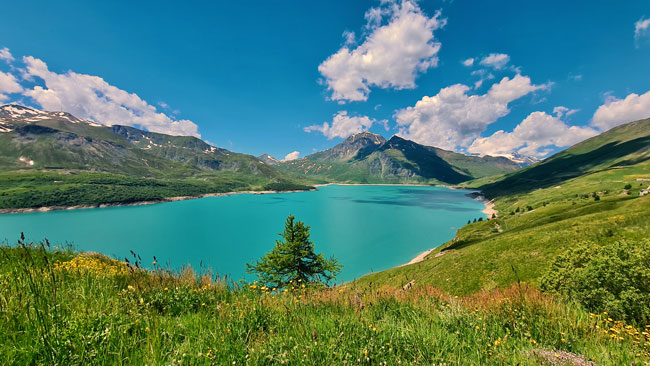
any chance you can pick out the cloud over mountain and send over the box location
[468,111,598,157]
[304,111,385,139]
[19,56,200,137]
[394,74,549,151]
[592,90,650,131]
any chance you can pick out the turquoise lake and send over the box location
[0,185,485,282]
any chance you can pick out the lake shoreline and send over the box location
[398,191,496,267]
[0,183,480,215]
[0,188,316,215]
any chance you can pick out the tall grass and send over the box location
[1,241,648,365]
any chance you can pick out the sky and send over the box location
[1,0,650,161]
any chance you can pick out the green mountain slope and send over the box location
[481,117,650,196]
[0,104,311,209]
[277,132,521,184]
[358,117,650,295]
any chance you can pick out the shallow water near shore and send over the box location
[0,185,485,282]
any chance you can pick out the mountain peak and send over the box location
[0,104,101,127]
[343,131,387,145]
[258,153,279,165]
[306,132,387,161]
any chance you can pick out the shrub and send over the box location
[539,240,650,324]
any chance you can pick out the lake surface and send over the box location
[0,185,485,282]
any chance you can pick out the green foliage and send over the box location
[539,240,650,325]
[247,215,342,289]
[0,171,312,210]
[1,244,648,365]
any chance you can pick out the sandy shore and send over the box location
[400,249,435,267]
[0,188,315,215]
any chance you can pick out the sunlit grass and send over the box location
[1,242,648,365]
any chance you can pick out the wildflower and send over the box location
[561,338,566,343]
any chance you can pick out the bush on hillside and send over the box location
[539,240,650,324]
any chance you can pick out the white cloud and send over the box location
[304,111,382,139]
[318,0,445,102]
[282,151,300,161]
[21,56,200,137]
[470,69,494,90]
[569,73,583,81]
[462,58,474,67]
[0,48,14,63]
[468,111,598,158]
[553,106,579,118]
[635,17,650,47]
[0,71,23,102]
[395,74,549,150]
[591,90,650,130]
[342,30,356,46]
[479,53,510,70]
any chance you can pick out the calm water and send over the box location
[0,185,485,282]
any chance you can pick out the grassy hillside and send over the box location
[0,105,312,209]
[2,243,648,365]
[481,117,650,196]
[359,118,650,299]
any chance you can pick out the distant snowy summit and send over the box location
[0,104,102,132]
[487,152,540,167]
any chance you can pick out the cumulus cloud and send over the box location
[0,71,23,102]
[20,56,200,137]
[304,111,383,139]
[462,58,474,67]
[0,48,14,63]
[591,90,650,130]
[635,17,650,47]
[318,0,446,102]
[282,151,300,161]
[468,111,598,158]
[479,53,510,70]
[395,74,549,150]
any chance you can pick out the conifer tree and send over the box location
[247,215,342,289]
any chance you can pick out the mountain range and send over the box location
[0,104,528,189]
[3,103,648,211]
[272,131,522,184]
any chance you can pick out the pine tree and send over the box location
[246,215,342,289]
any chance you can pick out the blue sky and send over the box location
[1,0,649,160]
